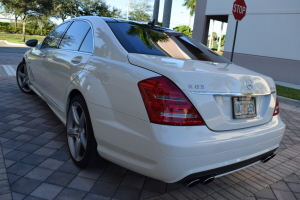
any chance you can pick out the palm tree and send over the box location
[182,0,197,27]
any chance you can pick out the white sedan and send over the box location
[17,16,285,187]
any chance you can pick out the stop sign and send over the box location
[232,0,247,21]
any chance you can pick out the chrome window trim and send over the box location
[37,19,94,53]
[190,91,275,96]
[73,19,94,55]
[40,21,73,50]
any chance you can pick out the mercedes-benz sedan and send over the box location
[17,16,285,186]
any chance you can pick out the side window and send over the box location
[79,29,93,53]
[41,22,71,49]
[59,21,91,51]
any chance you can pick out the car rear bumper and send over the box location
[145,132,282,183]
[181,148,277,183]
[88,102,285,183]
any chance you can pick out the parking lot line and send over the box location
[2,65,16,76]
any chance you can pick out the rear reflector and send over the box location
[138,76,205,125]
[273,96,279,116]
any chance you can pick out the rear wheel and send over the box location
[66,95,99,168]
[16,62,34,94]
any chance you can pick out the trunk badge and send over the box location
[188,84,205,89]
[246,80,253,90]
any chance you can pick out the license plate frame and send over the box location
[232,96,257,119]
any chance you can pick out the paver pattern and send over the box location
[0,76,300,200]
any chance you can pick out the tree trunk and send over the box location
[126,0,130,20]
[61,14,66,22]
[38,20,43,35]
[14,15,18,28]
[22,16,27,43]
[209,20,214,48]
[218,22,224,51]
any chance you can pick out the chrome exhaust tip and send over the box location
[200,176,215,185]
[262,153,276,163]
[185,178,201,188]
[185,176,215,188]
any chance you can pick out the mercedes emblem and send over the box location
[246,79,253,90]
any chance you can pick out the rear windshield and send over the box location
[107,22,230,63]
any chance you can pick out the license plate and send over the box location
[232,96,257,119]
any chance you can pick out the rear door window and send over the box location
[41,22,71,49]
[79,29,93,53]
[59,21,91,51]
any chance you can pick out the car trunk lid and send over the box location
[128,53,276,131]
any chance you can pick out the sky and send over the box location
[51,0,227,38]
[106,0,227,37]
[108,0,193,29]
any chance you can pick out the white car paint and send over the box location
[24,16,285,183]
[128,53,277,131]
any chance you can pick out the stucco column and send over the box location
[153,0,160,25]
[192,0,208,43]
[162,0,172,28]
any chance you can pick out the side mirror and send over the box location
[25,39,38,47]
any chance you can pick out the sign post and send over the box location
[231,0,247,62]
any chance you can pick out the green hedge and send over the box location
[0,22,10,27]
[0,26,51,35]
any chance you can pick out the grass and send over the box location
[276,85,300,101]
[0,32,45,44]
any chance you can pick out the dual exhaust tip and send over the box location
[185,153,276,188]
[185,176,215,188]
[261,153,276,163]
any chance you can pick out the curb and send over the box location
[278,95,300,108]
[0,40,27,47]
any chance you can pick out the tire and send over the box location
[66,95,100,168]
[16,62,34,94]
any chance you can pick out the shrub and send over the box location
[212,43,218,50]
[0,22,10,27]
[0,26,51,35]
[173,25,192,37]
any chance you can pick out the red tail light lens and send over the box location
[273,96,279,116]
[138,76,205,125]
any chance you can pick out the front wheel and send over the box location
[66,95,100,168]
[16,62,34,94]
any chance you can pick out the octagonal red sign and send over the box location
[232,0,247,21]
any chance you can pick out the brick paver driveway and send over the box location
[0,76,300,200]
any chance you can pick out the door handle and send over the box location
[71,56,82,64]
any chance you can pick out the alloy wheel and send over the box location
[17,63,31,93]
[67,102,88,161]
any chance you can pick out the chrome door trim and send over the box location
[190,91,275,96]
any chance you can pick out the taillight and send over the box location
[273,96,279,116]
[138,76,205,125]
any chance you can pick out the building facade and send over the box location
[193,0,300,84]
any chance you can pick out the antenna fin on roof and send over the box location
[148,19,155,28]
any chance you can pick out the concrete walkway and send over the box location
[0,40,27,47]
[0,77,300,200]
[0,65,17,77]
